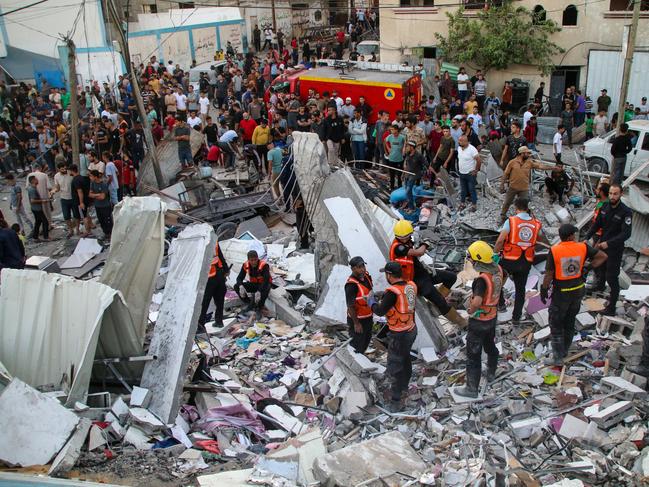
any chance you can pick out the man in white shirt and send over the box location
[198,92,210,123]
[637,96,648,119]
[174,87,188,120]
[457,135,481,211]
[167,60,175,75]
[332,91,344,112]
[553,125,565,164]
[457,67,469,102]
[187,111,202,129]
[593,110,609,136]
[522,105,534,130]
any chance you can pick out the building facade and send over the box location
[380,0,649,111]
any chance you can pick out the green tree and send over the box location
[435,2,564,75]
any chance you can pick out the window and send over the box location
[142,3,157,13]
[533,5,546,23]
[642,133,649,151]
[562,4,578,25]
[399,0,435,5]
[609,0,649,10]
[178,2,195,8]
[314,10,322,21]
[464,0,485,8]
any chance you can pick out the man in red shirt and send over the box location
[239,112,258,146]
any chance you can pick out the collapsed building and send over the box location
[1,132,649,487]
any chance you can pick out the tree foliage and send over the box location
[435,1,564,75]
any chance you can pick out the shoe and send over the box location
[486,367,497,383]
[386,400,403,413]
[470,204,477,212]
[437,284,451,298]
[627,364,649,377]
[455,385,478,398]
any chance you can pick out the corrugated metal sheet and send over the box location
[627,212,649,252]
[587,50,649,113]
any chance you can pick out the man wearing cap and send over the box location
[340,97,356,119]
[369,262,418,412]
[456,241,504,398]
[597,89,612,114]
[345,257,374,354]
[542,224,607,365]
[235,250,273,316]
[499,145,554,224]
[584,183,632,316]
[494,197,541,324]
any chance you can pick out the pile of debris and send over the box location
[1,133,649,487]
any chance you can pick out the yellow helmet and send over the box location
[467,240,494,264]
[394,220,414,238]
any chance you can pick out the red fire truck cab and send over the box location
[265,64,422,124]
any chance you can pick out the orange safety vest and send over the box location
[347,273,374,319]
[552,241,587,281]
[390,239,415,282]
[385,281,417,332]
[503,215,541,263]
[243,259,272,284]
[208,242,223,278]
[475,266,503,321]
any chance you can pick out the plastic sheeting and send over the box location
[0,270,134,403]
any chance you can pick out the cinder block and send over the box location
[600,376,647,401]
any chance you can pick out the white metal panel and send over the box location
[587,50,649,114]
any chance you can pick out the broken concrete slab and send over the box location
[197,468,255,487]
[264,404,306,435]
[337,345,386,376]
[313,431,426,487]
[601,376,647,401]
[129,386,151,408]
[0,379,79,467]
[128,407,166,434]
[49,418,92,475]
[88,424,107,451]
[123,426,153,450]
[268,287,306,327]
[590,401,634,429]
[141,223,216,423]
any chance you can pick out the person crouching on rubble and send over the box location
[390,220,467,327]
[235,250,272,317]
[345,256,374,354]
[541,224,607,366]
[456,241,504,398]
[368,261,417,413]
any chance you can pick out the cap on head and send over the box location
[380,261,403,277]
[518,146,532,155]
[467,240,494,264]
[558,223,578,241]
[349,256,366,268]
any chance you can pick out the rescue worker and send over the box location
[369,262,418,412]
[541,224,607,365]
[456,241,504,398]
[235,250,272,316]
[494,197,541,323]
[584,183,632,316]
[590,182,610,245]
[198,241,229,331]
[345,256,374,354]
[390,220,466,326]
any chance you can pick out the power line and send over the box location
[0,0,49,17]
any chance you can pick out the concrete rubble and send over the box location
[1,137,649,487]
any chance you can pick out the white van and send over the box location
[189,60,228,93]
[356,40,380,61]
[583,119,649,179]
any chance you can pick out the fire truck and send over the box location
[265,60,422,124]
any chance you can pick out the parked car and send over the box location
[188,61,227,93]
[582,119,649,180]
[356,40,380,61]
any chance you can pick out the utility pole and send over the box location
[271,0,277,32]
[66,38,80,168]
[103,0,164,190]
[615,0,641,135]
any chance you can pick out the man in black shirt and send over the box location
[203,116,219,147]
[324,108,345,165]
[106,120,121,156]
[404,141,424,209]
[345,256,374,354]
[500,121,526,168]
[126,121,145,170]
[585,183,632,315]
[70,164,92,237]
[95,121,108,155]
[609,123,633,184]
[542,224,607,365]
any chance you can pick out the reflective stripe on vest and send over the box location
[243,259,272,284]
[390,239,415,282]
[552,241,587,281]
[347,273,373,319]
[476,266,503,321]
[385,281,417,332]
[503,215,541,263]
[208,242,222,278]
